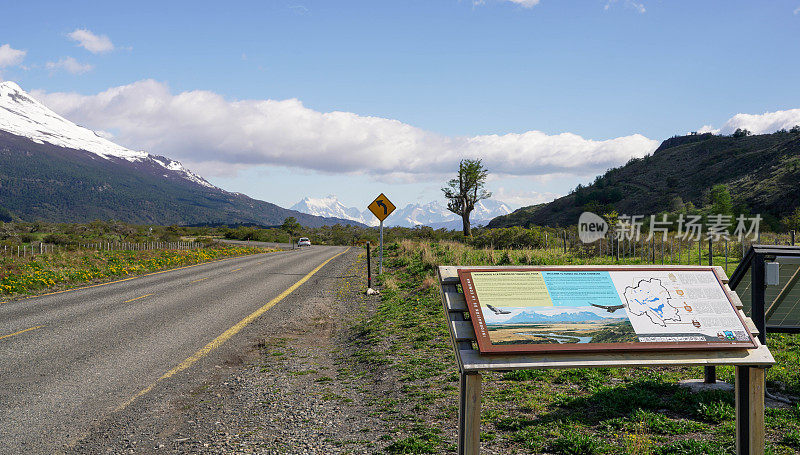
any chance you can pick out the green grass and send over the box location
[353,240,800,454]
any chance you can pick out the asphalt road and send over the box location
[218,239,294,250]
[0,245,349,454]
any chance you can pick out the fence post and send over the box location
[725,239,729,274]
[709,238,713,266]
[651,237,655,264]
[698,239,702,265]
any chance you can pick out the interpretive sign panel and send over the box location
[458,267,756,354]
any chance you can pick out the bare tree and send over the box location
[442,159,492,237]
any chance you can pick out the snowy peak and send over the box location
[290,195,377,226]
[473,199,513,220]
[0,81,147,161]
[395,201,455,226]
[291,195,514,229]
[393,200,512,227]
[0,81,214,189]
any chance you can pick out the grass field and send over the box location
[354,240,800,454]
[0,244,268,298]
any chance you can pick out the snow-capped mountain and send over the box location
[0,81,212,188]
[291,195,376,226]
[0,81,361,227]
[473,199,514,221]
[291,195,513,229]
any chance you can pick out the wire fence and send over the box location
[541,230,798,274]
[1,241,203,258]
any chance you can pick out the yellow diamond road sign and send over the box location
[368,193,396,222]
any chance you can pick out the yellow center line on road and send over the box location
[230,268,243,272]
[114,247,350,413]
[190,277,210,283]
[0,325,45,341]
[124,293,153,303]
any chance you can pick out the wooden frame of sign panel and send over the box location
[438,265,774,455]
[458,266,757,354]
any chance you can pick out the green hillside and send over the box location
[489,130,800,230]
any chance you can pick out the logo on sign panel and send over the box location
[368,193,396,222]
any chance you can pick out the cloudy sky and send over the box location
[2,1,800,210]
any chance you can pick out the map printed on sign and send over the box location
[458,267,756,354]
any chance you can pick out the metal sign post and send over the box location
[366,242,372,288]
[367,193,395,275]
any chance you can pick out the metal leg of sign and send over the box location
[705,236,719,384]
[752,256,766,345]
[379,220,384,275]
[704,366,717,384]
[458,372,482,455]
[735,366,765,455]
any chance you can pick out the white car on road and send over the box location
[297,237,311,247]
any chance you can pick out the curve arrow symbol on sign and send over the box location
[377,199,388,215]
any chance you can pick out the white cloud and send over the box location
[702,109,800,135]
[696,124,720,135]
[503,0,541,7]
[0,44,26,68]
[605,0,646,13]
[46,57,93,75]
[67,29,114,54]
[493,187,561,208]
[794,6,800,15]
[474,0,541,8]
[32,80,658,179]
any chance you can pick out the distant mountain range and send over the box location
[489,131,800,229]
[501,310,606,325]
[291,195,513,229]
[0,81,362,227]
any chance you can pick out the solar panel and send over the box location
[734,256,800,328]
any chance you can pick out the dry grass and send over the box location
[381,274,399,291]
[420,275,437,290]
[418,243,438,271]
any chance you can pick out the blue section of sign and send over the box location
[541,271,623,307]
